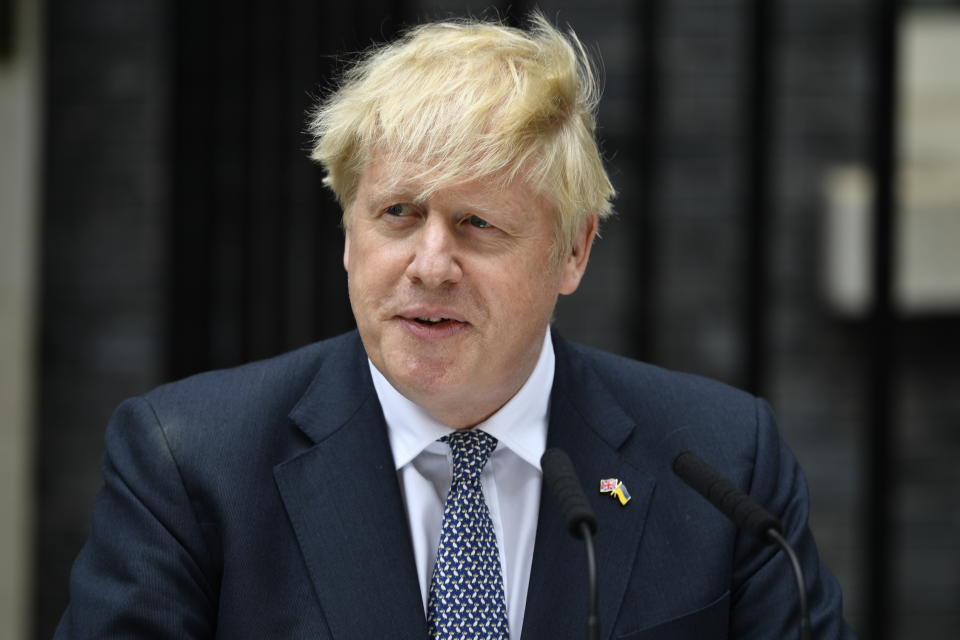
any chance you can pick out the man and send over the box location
[57,13,855,639]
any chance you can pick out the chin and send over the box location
[392,354,464,394]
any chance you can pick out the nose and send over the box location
[405,216,463,287]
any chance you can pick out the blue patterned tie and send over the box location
[427,430,510,640]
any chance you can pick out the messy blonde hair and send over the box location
[308,12,615,261]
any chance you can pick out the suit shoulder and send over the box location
[138,331,361,436]
[100,332,366,485]
[562,339,756,414]
[555,337,768,464]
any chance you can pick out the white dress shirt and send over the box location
[369,328,553,640]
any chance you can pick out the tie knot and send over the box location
[440,429,498,485]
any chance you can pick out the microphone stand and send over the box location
[767,529,812,640]
[580,522,599,640]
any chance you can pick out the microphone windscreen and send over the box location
[541,448,598,539]
[672,450,781,540]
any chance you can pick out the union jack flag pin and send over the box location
[600,478,619,493]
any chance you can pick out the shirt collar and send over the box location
[371,328,554,472]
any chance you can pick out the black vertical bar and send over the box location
[246,0,285,361]
[275,0,293,353]
[865,0,900,638]
[169,0,218,379]
[743,0,775,396]
[625,0,661,361]
[0,0,13,60]
[633,0,660,361]
[237,0,254,364]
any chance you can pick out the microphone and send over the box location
[672,451,812,640]
[672,450,781,538]
[541,448,599,640]
[541,448,597,538]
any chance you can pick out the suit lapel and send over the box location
[273,334,426,639]
[521,337,656,640]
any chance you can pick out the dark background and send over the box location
[32,0,960,638]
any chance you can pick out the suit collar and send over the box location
[548,334,637,449]
[275,332,427,638]
[287,331,372,445]
[521,334,657,639]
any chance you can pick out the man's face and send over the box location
[343,159,595,428]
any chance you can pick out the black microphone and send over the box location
[672,450,781,538]
[541,448,599,640]
[672,450,812,640]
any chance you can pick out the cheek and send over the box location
[487,260,562,322]
[347,235,404,282]
[347,267,384,314]
[346,240,411,317]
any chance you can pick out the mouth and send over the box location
[397,312,470,339]
[413,316,455,326]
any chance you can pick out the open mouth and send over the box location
[413,317,452,326]
[401,314,468,338]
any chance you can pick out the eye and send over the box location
[468,215,492,229]
[384,203,409,217]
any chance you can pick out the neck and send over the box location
[408,376,529,430]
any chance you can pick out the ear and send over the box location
[343,229,351,272]
[558,215,598,295]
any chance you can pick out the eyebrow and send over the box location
[456,198,504,219]
[362,184,418,210]
[362,173,424,203]
[361,173,527,221]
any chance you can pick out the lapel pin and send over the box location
[600,478,631,506]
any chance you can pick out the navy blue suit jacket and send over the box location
[57,331,855,638]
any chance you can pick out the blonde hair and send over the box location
[308,12,615,260]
